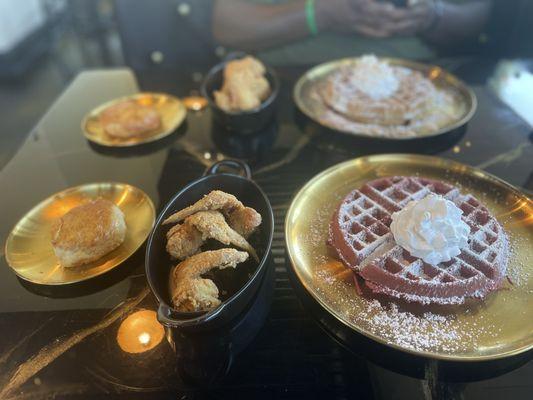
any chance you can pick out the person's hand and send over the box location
[352,0,434,37]
[317,0,435,38]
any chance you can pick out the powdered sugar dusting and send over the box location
[315,88,458,138]
[506,236,530,288]
[364,301,462,351]
[341,55,400,100]
[314,267,501,353]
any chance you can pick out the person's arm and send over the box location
[212,0,334,50]
[213,0,493,52]
[422,0,492,46]
[212,0,430,51]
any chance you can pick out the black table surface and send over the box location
[0,59,532,399]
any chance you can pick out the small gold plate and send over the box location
[82,92,186,147]
[5,183,155,285]
[285,154,532,361]
[293,57,477,140]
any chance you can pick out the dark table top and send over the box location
[0,60,532,400]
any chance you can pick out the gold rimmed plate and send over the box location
[82,92,187,147]
[293,57,477,140]
[5,183,155,285]
[285,154,532,361]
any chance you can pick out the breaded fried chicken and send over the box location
[162,190,261,238]
[166,210,258,261]
[214,56,270,112]
[170,249,249,312]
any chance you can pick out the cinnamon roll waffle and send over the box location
[314,55,459,138]
[322,60,433,126]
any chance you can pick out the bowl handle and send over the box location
[157,303,207,327]
[157,303,176,326]
[204,159,252,180]
[222,51,247,63]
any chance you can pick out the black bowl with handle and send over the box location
[145,159,274,332]
[201,53,280,134]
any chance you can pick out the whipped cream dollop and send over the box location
[350,55,399,100]
[390,194,470,265]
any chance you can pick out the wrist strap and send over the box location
[305,0,319,36]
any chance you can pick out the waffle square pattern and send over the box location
[328,176,509,305]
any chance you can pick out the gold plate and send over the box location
[285,154,532,361]
[5,183,155,285]
[82,92,187,147]
[293,57,477,140]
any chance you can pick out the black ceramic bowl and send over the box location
[145,160,274,332]
[201,55,280,134]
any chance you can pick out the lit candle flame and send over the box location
[138,332,151,346]
[116,310,163,353]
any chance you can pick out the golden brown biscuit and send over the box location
[100,100,161,138]
[51,198,126,268]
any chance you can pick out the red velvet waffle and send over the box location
[328,176,509,305]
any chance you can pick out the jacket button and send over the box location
[150,51,164,64]
[177,3,191,16]
[215,46,226,58]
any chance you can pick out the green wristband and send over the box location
[305,0,318,36]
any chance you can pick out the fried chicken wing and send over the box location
[226,207,262,239]
[214,56,270,112]
[166,210,259,261]
[223,56,265,81]
[170,249,249,312]
[162,190,261,238]
[165,223,203,261]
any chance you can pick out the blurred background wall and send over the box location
[0,0,123,166]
